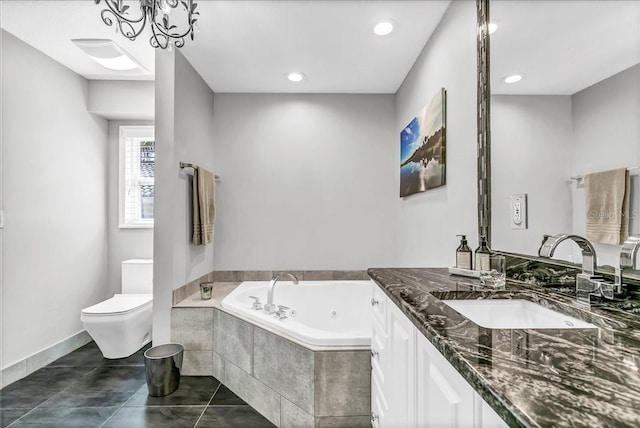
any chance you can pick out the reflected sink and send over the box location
[442,299,597,329]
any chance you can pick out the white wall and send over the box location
[107,120,154,295]
[88,80,155,121]
[570,64,640,267]
[1,30,109,367]
[491,95,573,256]
[211,94,397,270]
[570,64,640,178]
[395,0,477,266]
[153,50,216,343]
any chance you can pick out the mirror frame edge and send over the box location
[477,0,492,247]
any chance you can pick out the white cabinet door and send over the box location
[371,282,388,331]
[386,301,416,428]
[479,398,509,428]
[371,314,388,426]
[371,285,389,427]
[416,332,476,428]
[371,373,388,428]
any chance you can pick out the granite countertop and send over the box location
[368,268,640,428]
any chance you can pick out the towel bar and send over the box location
[179,162,220,180]
[571,166,639,183]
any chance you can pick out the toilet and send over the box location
[81,259,153,359]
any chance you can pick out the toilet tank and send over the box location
[121,259,153,294]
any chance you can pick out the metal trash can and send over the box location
[144,343,184,397]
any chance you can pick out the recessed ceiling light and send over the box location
[287,72,305,82]
[72,39,147,73]
[503,74,523,84]
[373,21,394,36]
[488,22,498,34]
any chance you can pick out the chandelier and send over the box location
[95,0,200,50]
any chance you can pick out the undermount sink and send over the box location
[442,299,598,330]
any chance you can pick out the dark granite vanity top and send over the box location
[368,267,640,428]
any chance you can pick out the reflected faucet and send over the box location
[538,234,597,276]
[614,235,640,294]
[538,234,603,307]
[264,272,299,314]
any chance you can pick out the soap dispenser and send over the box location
[475,235,491,271]
[456,235,473,270]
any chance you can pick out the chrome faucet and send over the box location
[614,235,640,294]
[538,234,597,276]
[264,272,299,314]
[538,234,604,306]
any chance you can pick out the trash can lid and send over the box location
[144,343,184,359]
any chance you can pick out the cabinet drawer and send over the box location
[371,283,387,330]
[371,326,387,384]
[371,374,388,428]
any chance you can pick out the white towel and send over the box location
[192,166,216,246]
[585,168,629,245]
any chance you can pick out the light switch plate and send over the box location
[0,210,4,229]
[510,194,527,229]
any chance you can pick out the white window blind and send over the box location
[119,126,155,228]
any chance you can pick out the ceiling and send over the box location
[3,1,635,96]
[491,0,640,95]
[0,0,451,94]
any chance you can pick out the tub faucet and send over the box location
[538,234,603,306]
[264,273,299,314]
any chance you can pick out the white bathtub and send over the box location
[221,280,372,347]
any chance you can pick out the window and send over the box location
[119,126,155,228]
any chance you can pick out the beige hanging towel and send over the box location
[192,166,216,246]
[584,167,629,245]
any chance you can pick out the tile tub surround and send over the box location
[0,341,273,428]
[368,267,640,428]
[171,282,371,427]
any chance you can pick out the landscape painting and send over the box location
[400,88,447,197]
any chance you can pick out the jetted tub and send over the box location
[221,280,372,347]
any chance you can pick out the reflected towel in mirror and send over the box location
[585,167,629,245]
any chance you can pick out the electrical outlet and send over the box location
[0,210,4,229]
[510,194,527,229]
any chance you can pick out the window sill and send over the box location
[119,223,154,229]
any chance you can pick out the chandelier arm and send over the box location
[96,0,198,49]
[148,1,168,49]
[101,9,143,39]
[150,34,171,50]
[151,6,196,40]
[151,22,195,40]
[149,28,186,49]
[99,1,150,40]
[99,0,146,25]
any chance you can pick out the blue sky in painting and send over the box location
[400,117,420,163]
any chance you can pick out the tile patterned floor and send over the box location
[0,342,275,427]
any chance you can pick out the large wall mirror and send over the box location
[489,0,640,268]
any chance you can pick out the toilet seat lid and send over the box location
[82,294,152,315]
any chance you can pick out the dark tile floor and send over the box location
[0,342,275,427]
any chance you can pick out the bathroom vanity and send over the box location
[371,280,507,428]
[369,267,640,428]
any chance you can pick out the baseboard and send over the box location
[1,330,93,388]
